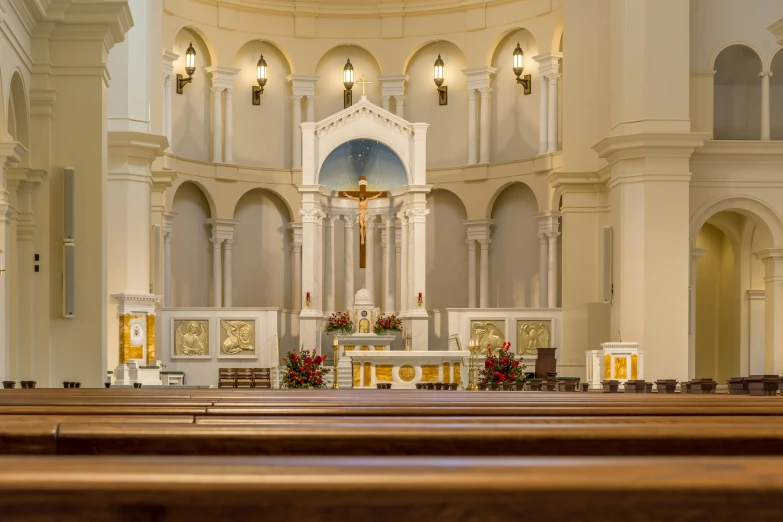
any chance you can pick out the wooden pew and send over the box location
[0,455,781,521]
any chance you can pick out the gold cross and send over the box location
[355,74,371,96]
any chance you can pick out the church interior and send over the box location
[1,0,783,519]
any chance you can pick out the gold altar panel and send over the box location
[126,314,144,361]
[454,363,461,385]
[363,363,371,387]
[631,354,638,380]
[376,365,393,382]
[146,314,156,363]
[517,320,552,356]
[470,320,506,352]
[360,346,370,351]
[398,365,416,382]
[604,354,611,380]
[358,319,370,333]
[421,365,440,382]
[344,346,355,351]
[442,362,451,384]
[352,363,360,388]
[614,357,627,380]
[374,346,385,351]
[220,320,256,356]
[174,320,209,357]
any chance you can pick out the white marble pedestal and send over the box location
[334,333,396,389]
[586,342,644,389]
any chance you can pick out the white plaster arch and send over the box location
[690,194,783,248]
[169,178,217,218]
[710,41,764,71]
[486,180,543,219]
[231,186,295,222]
[314,43,384,76]
[486,27,540,69]
[169,25,217,67]
[402,39,468,76]
[7,70,29,149]
[233,38,295,74]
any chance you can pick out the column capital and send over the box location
[210,237,224,248]
[464,218,493,242]
[462,67,497,92]
[288,222,303,245]
[306,96,315,106]
[755,248,783,264]
[292,94,303,103]
[162,51,179,77]
[545,73,561,83]
[467,238,477,250]
[206,218,237,241]
[378,74,408,98]
[206,66,240,91]
[223,239,234,250]
[691,247,707,262]
[533,52,562,77]
[760,71,774,78]
[478,239,491,248]
[163,230,173,244]
[366,218,378,229]
[396,210,408,223]
[287,74,319,97]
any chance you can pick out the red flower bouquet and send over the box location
[281,347,330,389]
[324,311,353,334]
[374,314,403,334]
[479,342,527,384]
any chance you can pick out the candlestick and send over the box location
[305,292,311,309]
[417,292,423,309]
[331,342,341,390]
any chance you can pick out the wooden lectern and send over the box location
[535,348,557,378]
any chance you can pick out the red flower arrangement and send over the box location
[374,314,403,334]
[479,342,527,384]
[325,311,353,334]
[281,347,330,389]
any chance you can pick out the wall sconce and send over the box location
[343,58,354,108]
[513,43,532,95]
[252,55,267,105]
[176,42,197,95]
[434,54,447,105]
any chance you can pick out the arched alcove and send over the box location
[7,72,29,149]
[426,189,468,310]
[171,28,214,161]
[489,29,540,162]
[489,183,540,307]
[171,182,213,307]
[314,45,382,121]
[713,44,762,140]
[318,138,408,191]
[770,49,783,140]
[404,41,467,168]
[231,41,293,168]
[232,188,292,308]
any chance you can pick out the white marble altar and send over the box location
[586,342,645,389]
[347,350,469,389]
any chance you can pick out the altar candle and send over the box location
[418,293,422,301]
[333,336,338,346]
[306,292,310,300]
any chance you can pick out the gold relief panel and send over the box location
[398,365,416,382]
[358,318,370,334]
[421,365,440,383]
[146,314,156,363]
[376,365,393,383]
[604,354,611,380]
[352,363,360,388]
[360,346,370,351]
[454,362,461,385]
[517,320,552,356]
[470,320,506,352]
[442,362,451,384]
[363,363,371,387]
[374,346,385,351]
[344,346,355,351]
[220,320,256,357]
[614,357,627,380]
[631,354,638,380]
[173,320,210,357]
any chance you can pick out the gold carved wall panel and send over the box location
[517,320,552,355]
[174,320,210,357]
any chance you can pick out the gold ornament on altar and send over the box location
[220,320,256,356]
[174,320,209,357]
[470,320,505,352]
[517,320,551,355]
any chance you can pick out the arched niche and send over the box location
[713,44,762,140]
[489,183,540,307]
[490,28,540,162]
[171,182,213,307]
[426,189,468,311]
[7,72,29,149]
[770,49,783,140]
[232,188,292,308]
[232,41,293,168]
[315,45,382,121]
[172,28,214,161]
[318,138,408,191]
[404,41,467,168]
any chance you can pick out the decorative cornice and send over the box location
[768,17,783,45]
[108,132,169,162]
[112,293,161,314]
[315,96,415,138]
[57,0,134,51]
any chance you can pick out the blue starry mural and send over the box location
[318,139,408,192]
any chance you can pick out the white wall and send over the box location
[232,189,292,308]
[426,190,468,310]
[489,183,540,308]
[172,29,212,161]
[171,182,212,307]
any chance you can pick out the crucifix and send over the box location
[340,176,387,268]
[355,74,371,96]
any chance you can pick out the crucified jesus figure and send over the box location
[342,191,383,245]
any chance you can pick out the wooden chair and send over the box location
[252,368,271,389]
[235,369,254,388]
[218,369,236,388]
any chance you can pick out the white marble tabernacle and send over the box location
[347,350,469,389]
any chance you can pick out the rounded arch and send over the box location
[486,27,540,70]
[690,195,783,248]
[317,138,410,191]
[232,185,293,222]
[233,38,294,74]
[169,25,217,67]
[7,70,29,149]
[172,180,216,218]
[316,137,412,187]
[770,46,783,140]
[551,18,564,54]
[402,39,468,75]
[314,43,383,75]
[709,41,763,71]
[712,43,763,141]
[426,187,468,216]
[486,181,542,218]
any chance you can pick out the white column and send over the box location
[467,90,478,164]
[305,96,315,123]
[396,96,404,118]
[325,215,336,312]
[211,87,223,163]
[755,249,783,374]
[398,212,408,313]
[381,228,388,312]
[395,225,402,314]
[547,229,560,308]
[224,88,234,164]
[538,75,549,154]
[538,234,548,307]
[223,239,233,307]
[479,88,491,164]
[546,73,560,153]
[292,95,302,169]
[292,243,302,310]
[366,219,376,300]
[407,215,415,310]
[163,74,173,152]
[479,239,490,308]
[344,217,355,310]
[382,96,390,112]
[760,71,773,140]
[211,238,223,307]
[163,231,172,306]
[688,247,707,378]
[467,239,477,308]
[385,216,395,314]
[316,212,324,310]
